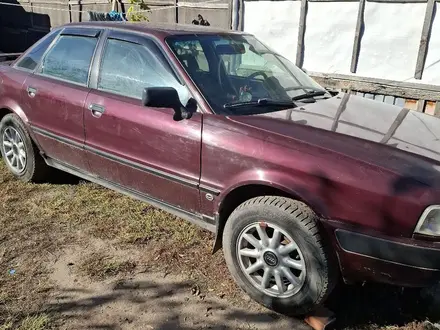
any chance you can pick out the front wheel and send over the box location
[222,196,337,316]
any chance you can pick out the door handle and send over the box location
[88,103,105,118]
[27,86,37,98]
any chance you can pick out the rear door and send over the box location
[84,31,203,214]
[23,27,101,170]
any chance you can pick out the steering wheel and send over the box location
[247,70,269,81]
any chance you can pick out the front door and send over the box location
[23,28,102,170]
[84,32,202,214]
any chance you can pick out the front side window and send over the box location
[167,34,327,115]
[98,38,190,105]
[171,40,209,72]
[15,30,60,71]
[40,35,98,85]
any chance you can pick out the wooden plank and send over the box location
[228,0,233,29]
[374,94,385,102]
[395,97,405,106]
[416,99,426,112]
[292,0,434,1]
[310,71,440,101]
[414,0,435,79]
[384,95,395,104]
[369,0,429,2]
[144,0,175,4]
[239,0,244,30]
[309,0,358,2]
[351,0,366,73]
[434,102,440,118]
[33,0,70,4]
[178,1,228,8]
[296,0,307,68]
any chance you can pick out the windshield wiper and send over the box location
[292,90,327,101]
[224,98,295,109]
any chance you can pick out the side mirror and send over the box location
[142,87,193,120]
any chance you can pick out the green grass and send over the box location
[17,315,50,330]
[0,314,49,330]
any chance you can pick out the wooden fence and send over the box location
[310,72,440,117]
[235,0,440,117]
[0,0,232,52]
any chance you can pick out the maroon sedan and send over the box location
[1,22,440,316]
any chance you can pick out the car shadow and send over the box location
[39,279,440,329]
[47,169,83,185]
[41,277,308,330]
[327,283,440,329]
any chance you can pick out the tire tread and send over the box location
[224,195,337,315]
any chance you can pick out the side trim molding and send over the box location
[45,157,216,232]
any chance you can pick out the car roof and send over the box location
[63,21,247,39]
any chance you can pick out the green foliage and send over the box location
[127,0,149,22]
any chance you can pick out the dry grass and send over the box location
[78,251,137,280]
[0,160,439,329]
[0,161,234,328]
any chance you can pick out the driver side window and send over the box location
[98,38,190,105]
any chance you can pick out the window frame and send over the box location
[33,27,103,88]
[90,30,190,103]
[13,28,62,73]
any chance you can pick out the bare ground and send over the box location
[0,161,439,330]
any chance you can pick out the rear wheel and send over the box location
[223,196,337,316]
[0,114,50,182]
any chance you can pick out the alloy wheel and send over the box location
[236,222,306,298]
[2,126,27,174]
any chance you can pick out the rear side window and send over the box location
[40,35,98,85]
[15,31,59,71]
[98,38,190,104]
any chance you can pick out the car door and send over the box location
[22,27,102,170]
[84,31,203,215]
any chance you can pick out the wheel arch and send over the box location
[212,177,329,253]
[0,107,13,121]
[0,99,29,124]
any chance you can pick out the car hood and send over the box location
[229,93,440,184]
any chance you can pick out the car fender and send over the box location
[216,168,329,217]
[211,168,330,253]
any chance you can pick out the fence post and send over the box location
[350,0,366,73]
[414,0,435,79]
[296,0,308,68]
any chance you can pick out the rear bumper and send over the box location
[334,229,440,287]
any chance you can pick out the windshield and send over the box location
[166,34,327,115]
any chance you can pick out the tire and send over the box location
[222,196,337,316]
[0,113,50,182]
